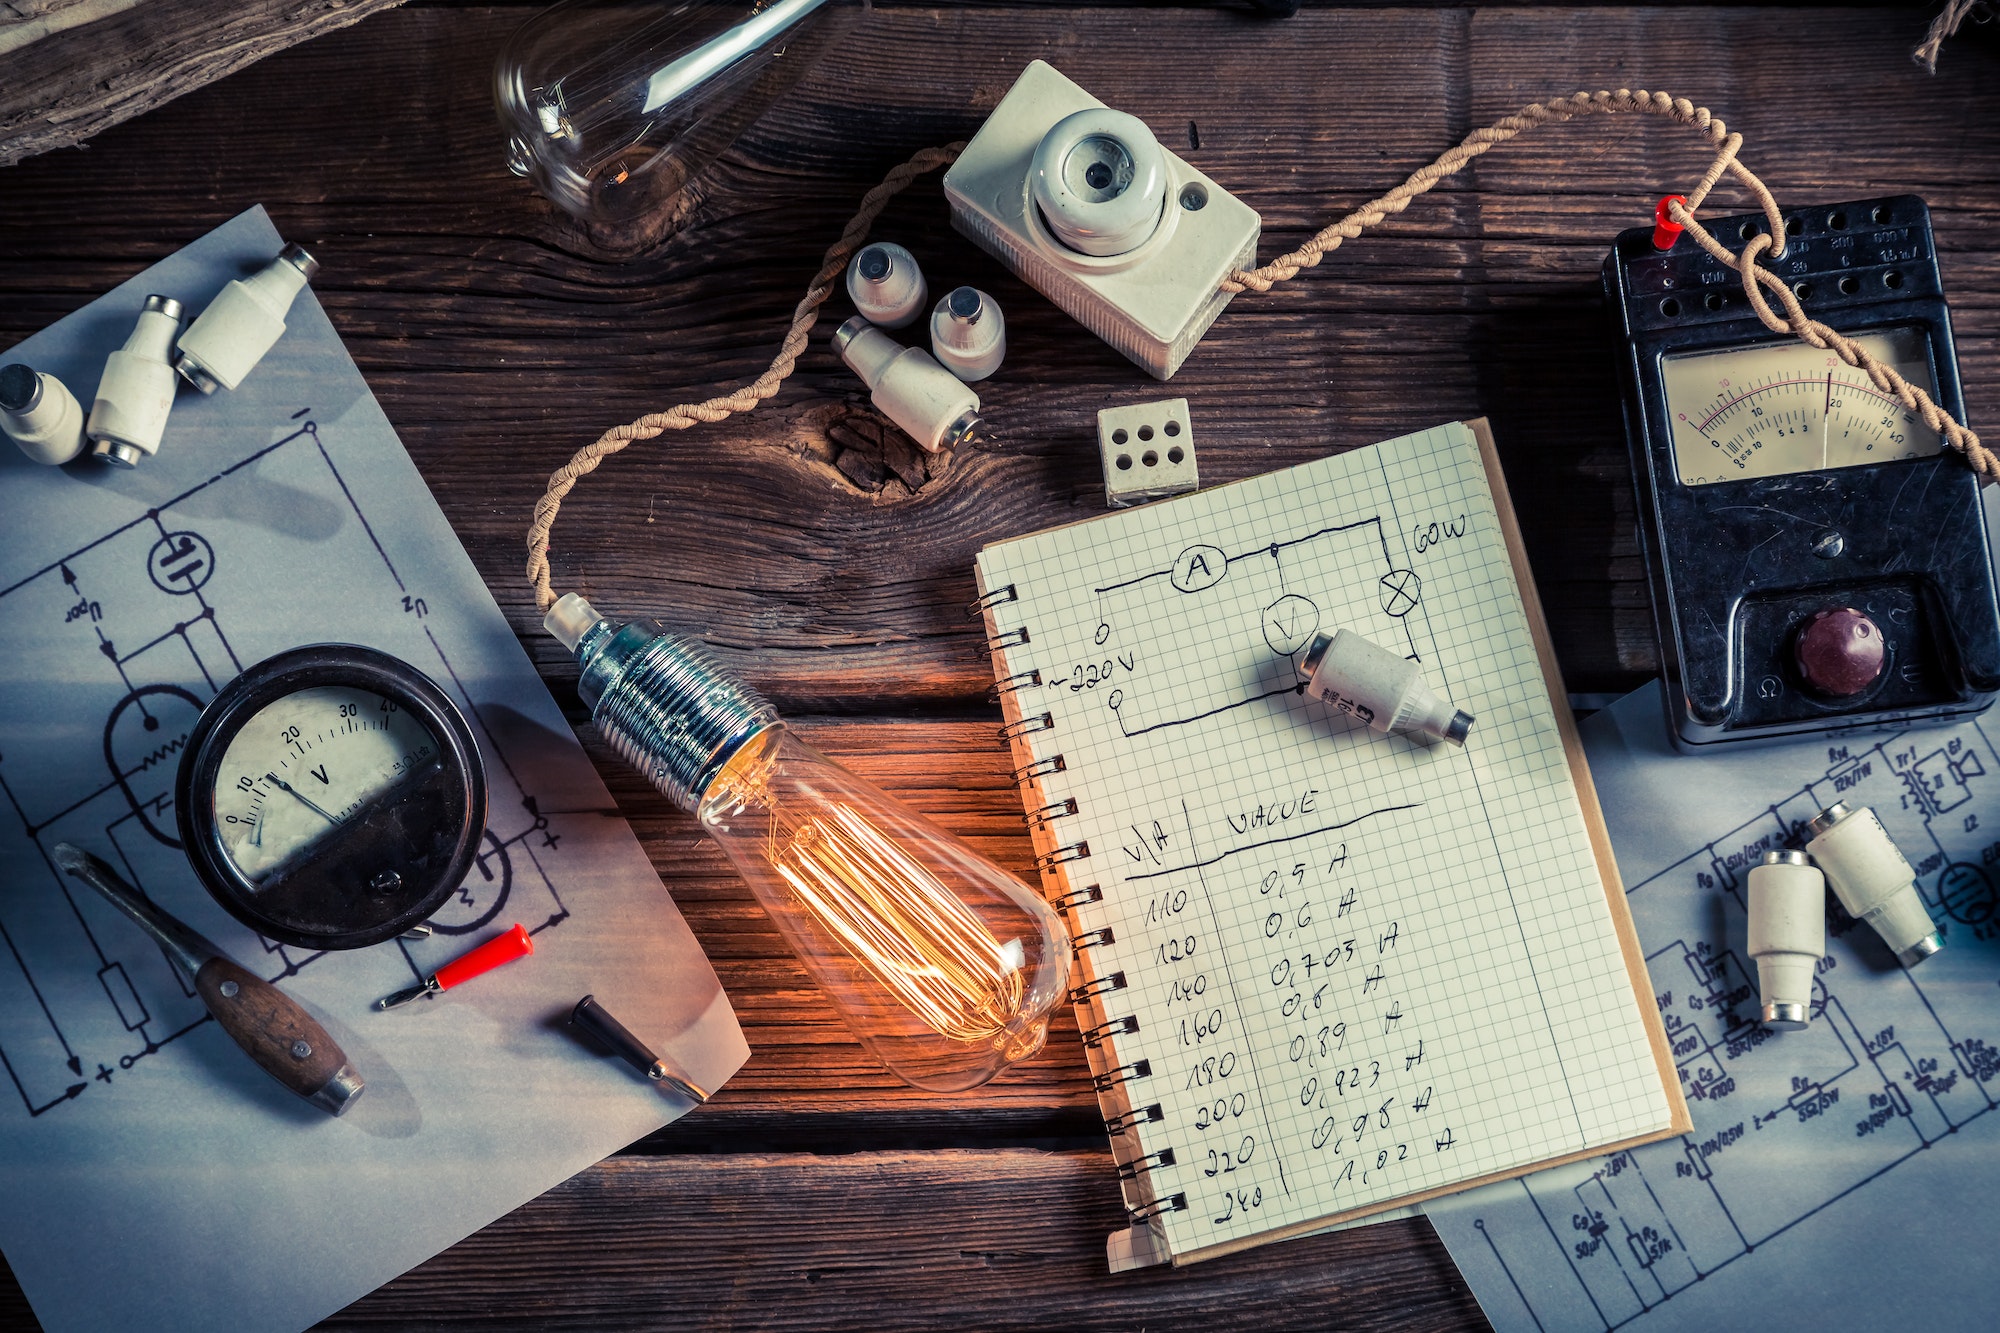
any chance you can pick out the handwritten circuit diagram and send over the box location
[1428,694,2000,1332]
[0,415,572,1119]
[1080,513,1435,741]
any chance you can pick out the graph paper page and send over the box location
[977,422,1677,1259]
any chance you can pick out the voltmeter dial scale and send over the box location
[177,644,487,949]
[1605,195,2000,748]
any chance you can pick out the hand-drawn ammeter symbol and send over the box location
[147,531,215,595]
[1379,569,1421,618]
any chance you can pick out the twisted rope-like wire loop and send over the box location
[1223,88,1984,477]
[525,141,965,612]
[528,88,1990,612]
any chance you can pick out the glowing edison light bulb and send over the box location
[547,595,1070,1091]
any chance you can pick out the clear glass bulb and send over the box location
[494,0,867,235]
[548,595,1070,1092]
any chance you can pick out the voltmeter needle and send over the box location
[1821,371,1833,472]
[266,771,340,825]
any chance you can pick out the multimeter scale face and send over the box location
[1663,327,1942,485]
[177,645,487,949]
[1605,196,2000,749]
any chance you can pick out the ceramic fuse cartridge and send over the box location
[88,295,183,467]
[175,244,318,393]
[845,243,927,329]
[831,316,982,453]
[1297,628,1473,746]
[1747,850,1825,1030]
[1805,802,1944,967]
[930,286,1006,382]
[0,363,88,465]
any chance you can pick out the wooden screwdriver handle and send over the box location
[194,957,364,1116]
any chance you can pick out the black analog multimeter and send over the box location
[176,644,488,949]
[1604,195,2000,749]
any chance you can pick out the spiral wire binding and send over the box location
[986,594,1177,1224]
[998,711,1054,742]
[1052,883,1102,916]
[986,626,1030,651]
[968,584,1018,616]
[1080,1013,1138,1049]
[1116,1148,1177,1181]
[1013,754,1065,782]
[1070,970,1127,1003]
[1105,1103,1165,1136]
[1036,839,1090,871]
[989,669,1041,700]
[1025,796,1080,828]
[1092,1058,1151,1093]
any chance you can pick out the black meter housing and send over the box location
[1604,195,2000,749]
[177,644,487,949]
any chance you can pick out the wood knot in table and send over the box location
[806,404,951,501]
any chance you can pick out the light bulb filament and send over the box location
[771,802,1026,1044]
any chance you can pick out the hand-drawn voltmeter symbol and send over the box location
[147,530,215,595]
[1378,569,1421,618]
[1262,594,1320,656]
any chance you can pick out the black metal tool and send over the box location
[570,994,710,1103]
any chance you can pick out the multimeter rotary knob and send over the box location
[1794,607,1886,698]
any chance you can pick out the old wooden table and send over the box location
[1,3,1994,1328]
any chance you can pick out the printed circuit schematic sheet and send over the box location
[1428,677,2000,1332]
[0,208,747,1333]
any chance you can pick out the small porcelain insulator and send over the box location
[1297,628,1473,746]
[846,243,927,329]
[176,244,318,393]
[831,317,981,453]
[0,363,88,465]
[88,295,183,467]
[1805,802,1944,967]
[929,287,1006,382]
[1746,850,1824,1030]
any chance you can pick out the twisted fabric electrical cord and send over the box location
[526,90,1989,611]
[525,141,964,611]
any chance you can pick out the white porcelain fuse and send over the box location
[88,295,182,467]
[1746,849,1824,1030]
[846,242,927,329]
[175,243,318,393]
[1296,628,1473,745]
[1805,802,1945,967]
[831,316,982,453]
[0,363,88,465]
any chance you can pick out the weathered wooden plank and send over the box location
[315,1152,1485,1331]
[0,0,413,166]
[4,7,1992,706]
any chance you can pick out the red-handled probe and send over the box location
[374,923,534,1010]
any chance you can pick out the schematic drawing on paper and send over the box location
[0,411,572,1119]
[1079,515,1430,742]
[1429,703,2000,1332]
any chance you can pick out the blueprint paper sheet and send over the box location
[1427,677,2000,1332]
[0,207,749,1333]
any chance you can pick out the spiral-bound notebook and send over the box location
[975,420,1689,1270]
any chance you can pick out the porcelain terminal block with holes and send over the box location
[944,60,1260,380]
[1097,399,1196,507]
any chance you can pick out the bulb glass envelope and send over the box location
[495,0,866,228]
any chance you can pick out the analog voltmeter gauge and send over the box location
[1664,326,1942,485]
[178,645,487,949]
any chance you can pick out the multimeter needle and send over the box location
[265,772,340,825]
[374,923,535,1010]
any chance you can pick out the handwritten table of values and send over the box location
[976,421,1685,1268]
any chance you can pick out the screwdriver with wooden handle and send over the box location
[52,843,364,1116]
